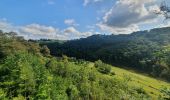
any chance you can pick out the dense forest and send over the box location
[2,31,169,99]
[39,27,170,82]
[1,28,170,99]
[1,0,170,99]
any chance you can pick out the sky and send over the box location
[0,0,170,40]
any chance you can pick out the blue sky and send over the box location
[0,0,169,40]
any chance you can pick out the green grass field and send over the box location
[111,66,170,99]
[89,63,170,100]
[88,62,170,99]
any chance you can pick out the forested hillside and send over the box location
[1,0,170,99]
[2,31,170,99]
[40,27,170,82]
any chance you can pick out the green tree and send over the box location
[41,45,50,57]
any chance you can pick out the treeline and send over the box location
[0,31,157,99]
[40,27,170,82]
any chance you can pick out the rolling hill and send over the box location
[0,29,170,99]
[40,27,170,82]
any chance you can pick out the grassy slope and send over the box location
[88,63,170,99]
[112,66,170,99]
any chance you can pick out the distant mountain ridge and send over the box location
[1,30,170,99]
[40,27,170,81]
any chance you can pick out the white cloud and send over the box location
[19,24,60,39]
[83,0,103,6]
[63,27,94,39]
[156,19,170,28]
[0,20,96,40]
[0,19,20,33]
[64,27,80,35]
[97,23,140,34]
[64,19,79,26]
[98,0,161,34]
[0,20,13,32]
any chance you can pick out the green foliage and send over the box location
[134,87,147,94]
[41,27,170,82]
[94,60,111,74]
[13,95,25,100]
[160,87,170,99]
[40,45,51,57]
[0,89,8,100]
[0,31,168,100]
[0,51,152,99]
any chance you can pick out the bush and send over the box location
[94,60,111,74]
[160,87,170,99]
[135,87,146,94]
[0,89,8,100]
[40,45,50,57]
[110,71,116,76]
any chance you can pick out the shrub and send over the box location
[94,60,111,74]
[160,87,170,99]
[110,71,116,76]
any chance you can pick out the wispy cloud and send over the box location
[83,0,103,6]
[0,19,97,40]
[64,19,79,27]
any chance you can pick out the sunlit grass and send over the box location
[111,66,170,99]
